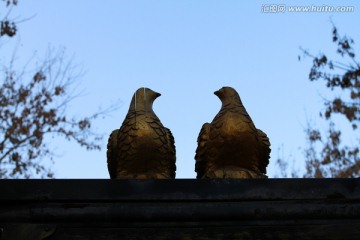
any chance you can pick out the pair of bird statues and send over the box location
[107,86,271,179]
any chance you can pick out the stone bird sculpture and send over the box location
[107,87,176,179]
[195,86,271,179]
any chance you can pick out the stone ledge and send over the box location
[0,179,360,239]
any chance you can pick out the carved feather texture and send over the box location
[195,86,271,179]
[107,88,176,179]
[107,129,119,179]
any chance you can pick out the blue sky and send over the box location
[1,1,359,178]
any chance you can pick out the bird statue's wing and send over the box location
[257,129,271,174]
[116,113,139,177]
[107,129,119,179]
[144,116,176,179]
[164,127,176,178]
[195,123,211,178]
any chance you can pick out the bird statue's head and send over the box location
[214,86,242,105]
[129,87,161,112]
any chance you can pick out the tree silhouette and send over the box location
[0,1,117,178]
[0,0,17,37]
[300,23,360,178]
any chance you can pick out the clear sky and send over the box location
[1,1,359,178]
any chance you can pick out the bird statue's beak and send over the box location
[214,90,220,97]
[155,92,161,98]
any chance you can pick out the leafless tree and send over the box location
[0,0,118,178]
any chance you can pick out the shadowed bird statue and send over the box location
[195,86,271,179]
[107,87,176,179]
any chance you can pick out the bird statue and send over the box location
[107,87,176,179]
[195,86,271,179]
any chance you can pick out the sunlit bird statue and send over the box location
[107,87,176,179]
[195,86,270,178]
